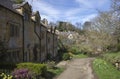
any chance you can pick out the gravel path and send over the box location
[55,58,97,79]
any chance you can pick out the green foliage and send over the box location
[68,46,81,54]
[93,59,120,79]
[79,45,93,55]
[62,53,71,60]
[56,21,81,32]
[12,68,33,79]
[44,61,64,79]
[0,73,13,79]
[44,67,64,79]
[47,67,64,76]
[67,46,88,58]
[116,43,120,51]
[46,61,56,69]
[102,52,120,64]
[73,53,88,58]
[17,63,47,75]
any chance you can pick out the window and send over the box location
[10,24,19,37]
[23,12,29,21]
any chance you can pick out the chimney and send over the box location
[42,18,48,26]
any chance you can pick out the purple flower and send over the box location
[12,68,33,79]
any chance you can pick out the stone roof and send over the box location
[0,0,14,11]
[13,2,28,9]
[32,11,40,16]
[0,0,21,15]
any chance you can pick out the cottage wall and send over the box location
[47,31,53,59]
[0,5,23,63]
[0,1,58,63]
[54,34,58,57]
[41,25,47,62]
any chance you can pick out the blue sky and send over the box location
[26,0,111,24]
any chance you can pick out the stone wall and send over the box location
[0,5,23,63]
[0,1,58,63]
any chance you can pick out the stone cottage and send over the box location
[0,0,58,63]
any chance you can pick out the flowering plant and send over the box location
[0,73,13,79]
[12,68,33,79]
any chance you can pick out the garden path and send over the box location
[55,58,98,79]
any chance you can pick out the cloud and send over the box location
[64,14,97,24]
[75,0,109,9]
[65,8,84,17]
[26,0,60,21]
[81,14,98,23]
[26,0,109,24]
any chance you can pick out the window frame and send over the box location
[8,22,20,38]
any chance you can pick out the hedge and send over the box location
[17,63,47,75]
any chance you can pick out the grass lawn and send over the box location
[73,53,88,58]
[93,59,120,79]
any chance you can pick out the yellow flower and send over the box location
[0,73,4,76]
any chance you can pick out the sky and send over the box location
[26,0,111,25]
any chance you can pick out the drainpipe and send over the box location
[46,29,48,62]
[40,24,42,62]
[53,27,56,58]
[46,29,49,60]
[50,26,54,58]
[22,16,25,62]
[52,26,55,58]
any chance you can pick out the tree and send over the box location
[111,0,120,15]
[81,11,117,53]
[91,11,116,33]
[83,21,92,31]
[56,21,83,33]
[111,0,120,50]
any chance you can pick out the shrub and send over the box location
[17,63,47,75]
[117,44,120,51]
[68,46,80,54]
[102,52,120,64]
[47,67,64,76]
[12,68,32,79]
[62,53,70,60]
[46,61,56,69]
[68,47,76,53]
